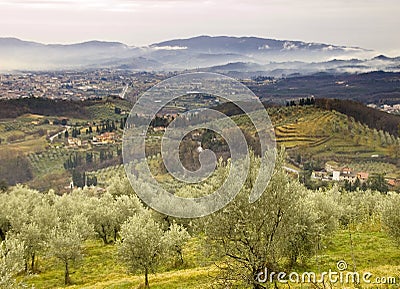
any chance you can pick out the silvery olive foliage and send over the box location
[338,189,385,228]
[107,175,135,197]
[117,211,190,288]
[1,185,56,272]
[0,237,25,289]
[203,150,340,289]
[84,191,145,244]
[382,192,400,243]
[0,150,398,288]
[46,215,93,285]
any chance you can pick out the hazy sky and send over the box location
[0,0,399,55]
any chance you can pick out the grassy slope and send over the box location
[0,114,50,154]
[23,238,213,289]
[21,230,400,289]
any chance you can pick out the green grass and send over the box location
[309,230,400,270]
[19,230,400,289]
[22,238,213,289]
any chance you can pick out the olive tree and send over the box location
[163,221,190,266]
[47,215,93,285]
[86,193,118,244]
[0,193,10,241]
[11,223,42,273]
[338,189,384,228]
[2,186,56,272]
[117,212,164,288]
[203,151,326,288]
[85,192,145,244]
[382,193,400,243]
[53,189,90,223]
[107,175,135,197]
[0,238,25,289]
[285,188,340,266]
[117,212,189,288]
[19,200,57,272]
[113,194,145,239]
[2,185,42,234]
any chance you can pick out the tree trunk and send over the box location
[101,225,108,244]
[114,228,118,242]
[31,252,35,272]
[144,267,150,288]
[289,251,297,269]
[65,261,71,285]
[0,228,5,241]
[177,248,184,266]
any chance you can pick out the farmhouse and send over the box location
[92,132,116,144]
[357,172,369,182]
[387,178,400,187]
[340,172,357,183]
[67,137,82,147]
[311,170,331,181]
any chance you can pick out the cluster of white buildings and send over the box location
[312,161,369,183]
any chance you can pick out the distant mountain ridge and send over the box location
[0,37,128,48]
[151,35,366,53]
[0,35,398,74]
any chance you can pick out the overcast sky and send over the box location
[0,0,399,55]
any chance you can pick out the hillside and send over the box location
[0,97,132,119]
[151,35,366,55]
[248,71,400,104]
[19,230,400,289]
[1,101,400,289]
[0,97,399,192]
[84,104,400,191]
[315,98,400,137]
[247,105,398,163]
[0,99,131,190]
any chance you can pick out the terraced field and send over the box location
[274,109,336,148]
[269,107,399,166]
